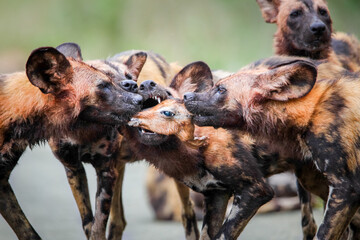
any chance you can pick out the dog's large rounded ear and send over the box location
[26,47,73,94]
[256,0,280,23]
[56,42,83,61]
[170,61,213,97]
[124,52,147,81]
[260,60,317,101]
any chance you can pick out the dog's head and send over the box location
[26,43,145,126]
[126,61,213,146]
[257,0,332,58]
[184,56,317,130]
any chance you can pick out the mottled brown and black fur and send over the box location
[47,49,200,240]
[257,0,360,71]
[107,51,200,240]
[0,43,143,240]
[184,56,360,239]
[125,62,321,239]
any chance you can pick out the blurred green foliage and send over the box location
[0,0,359,72]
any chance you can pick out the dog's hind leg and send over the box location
[316,186,359,240]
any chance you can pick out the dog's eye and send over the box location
[217,86,227,94]
[318,8,328,16]
[97,82,111,90]
[290,9,302,18]
[161,111,175,117]
[125,73,133,80]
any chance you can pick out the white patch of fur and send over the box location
[324,186,334,217]
[200,225,211,240]
[218,233,226,240]
[227,195,242,221]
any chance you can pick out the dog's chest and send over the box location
[181,170,226,193]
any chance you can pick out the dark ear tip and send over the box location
[183,61,212,74]
[29,47,57,56]
[56,42,81,49]
[135,52,147,59]
[28,47,62,61]
[193,61,210,68]
[55,42,83,61]
[297,60,317,73]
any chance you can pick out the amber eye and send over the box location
[318,8,328,16]
[217,86,227,94]
[290,9,302,18]
[161,111,175,117]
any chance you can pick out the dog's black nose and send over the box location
[132,94,143,105]
[310,21,326,35]
[139,80,157,92]
[183,92,195,101]
[120,80,138,93]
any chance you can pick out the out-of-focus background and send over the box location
[1,0,360,73]
[0,0,359,239]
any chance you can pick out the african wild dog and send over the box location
[125,61,313,239]
[257,0,360,236]
[46,48,199,240]
[0,43,143,240]
[256,0,360,71]
[46,44,148,240]
[184,56,360,239]
[108,51,200,240]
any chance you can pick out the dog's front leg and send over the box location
[0,147,42,240]
[108,160,127,240]
[214,181,274,240]
[49,139,94,239]
[200,191,231,240]
[90,155,117,240]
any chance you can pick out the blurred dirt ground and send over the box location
[0,144,323,240]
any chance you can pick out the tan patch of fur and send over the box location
[146,166,183,221]
[333,32,360,72]
[0,72,52,129]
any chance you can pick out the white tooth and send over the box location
[199,136,206,140]
[157,97,161,104]
[194,137,199,140]
[141,128,146,133]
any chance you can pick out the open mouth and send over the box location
[137,94,164,134]
[142,95,164,110]
[138,127,156,135]
[135,125,169,145]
